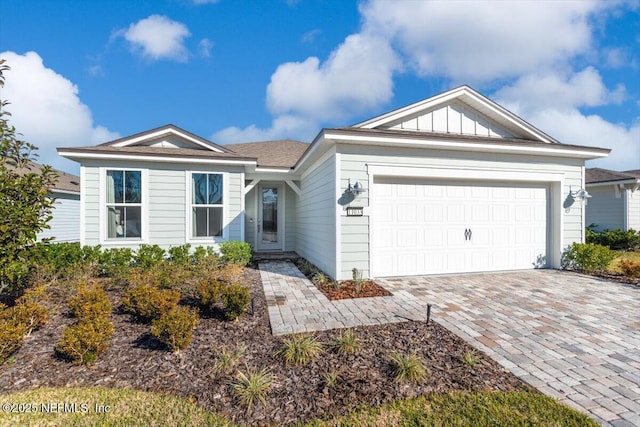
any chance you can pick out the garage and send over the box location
[371,178,549,277]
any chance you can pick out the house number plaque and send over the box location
[346,207,364,216]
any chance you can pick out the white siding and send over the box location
[80,160,244,250]
[37,192,80,242]
[388,101,515,138]
[296,154,336,278]
[628,190,640,231]
[585,185,625,231]
[338,144,584,279]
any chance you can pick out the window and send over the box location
[106,170,142,239]
[192,173,224,238]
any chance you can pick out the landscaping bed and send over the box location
[1,266,530,426]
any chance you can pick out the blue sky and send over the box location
[1,0,639,175]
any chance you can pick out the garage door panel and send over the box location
[372,179,548,276]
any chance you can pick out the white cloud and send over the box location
[301,29,321,44]
[495,67,626,113]
[0,51,119,173]
[198,38,214,58]
[267,33,400,122]
[530,109,640,171]
[360,0,601,82]
[212,115,317,145]
[117,15,191,62]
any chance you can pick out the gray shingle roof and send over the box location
[586,168,640,184]
[6,162,80,193]
[225,140,309,168]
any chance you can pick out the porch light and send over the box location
[570,187,592,205]
[347,179,366,197]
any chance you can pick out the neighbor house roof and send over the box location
[5,161,80,194]
[226,140,309,168]
[586,168,640,184]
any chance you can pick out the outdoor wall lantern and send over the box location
[570,187,592,205]
[347,179,366,197]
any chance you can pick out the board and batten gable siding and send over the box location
[80,160,244,250]
[37,192,80,242]
[337,143,585,279]
[296,153,336,278]
[585,186,625,231]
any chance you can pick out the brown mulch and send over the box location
[0,267,530,426]
[314,279,392,300]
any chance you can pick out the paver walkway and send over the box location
[259,261,640,426]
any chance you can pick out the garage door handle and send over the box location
[469,229,472,240]
[464,228,472,241]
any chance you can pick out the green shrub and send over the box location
[99,247,133,278]
[562,243,617,273]
[0,318,27,363]
[3,301,49,336]
[586,227,640,250]
[197,277,224,310]
[168,244,192,265]
[619,260,640,278]
[278,334,323,365]
[56,316,114,365]
[221,283,251,320]
[28,243,101,278]
[219,241,252,266]
[121,284,180,322]
[389,352,427,383]
[151,306,199,352]
[192,246,218,263]
[68,283,112,320]
[134,245,166,270]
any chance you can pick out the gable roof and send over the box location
[100,124,234,153]
[354,85,560,144]
[226,140,308,168]
[586,168,640,184]
[6,161,80,194]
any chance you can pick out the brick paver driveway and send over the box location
[378,270,640,427]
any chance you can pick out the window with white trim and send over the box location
[191,173,224,238]
[105,170,142,239]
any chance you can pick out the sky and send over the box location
[1,0,639,176]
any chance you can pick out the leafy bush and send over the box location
[586,227,640,250]
[232,367,273,409]
[151,306,199,352]
[562,243,617,273]
[219,241,252,266]
[168,244,192,265]
[68,283,112,320]
[221,283,251,320]
[388,352,427,383]
[99,247,133,278]
[122,284,180,322]
[197,278,224,310]
[278,334,323,365]
[56,316,114,365]
[217,263,244,284]
[134,245,166,270]
[192,246,218,264]
[0,318,27,363]
[619,260,640,278]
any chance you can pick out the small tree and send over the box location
[0,59,58,294]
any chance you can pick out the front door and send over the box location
[257,184,282,251]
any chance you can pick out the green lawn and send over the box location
[0,387,596,427]
[609,250,640,273]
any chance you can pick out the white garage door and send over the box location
[372,179,548,277]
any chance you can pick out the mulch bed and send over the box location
[314,279,392,300]
[0,267,530,426]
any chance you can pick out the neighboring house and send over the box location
[585,168,640,231]
[58,86,609,279]
[8,162,81,242]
